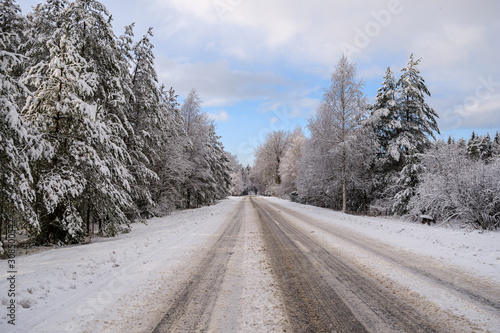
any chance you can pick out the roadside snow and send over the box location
[266,197,500,332]
[0,198,240,332]
[266,197,500,280]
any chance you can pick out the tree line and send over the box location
[251,55,500,230]
[0,0,231,250]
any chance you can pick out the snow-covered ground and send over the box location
[0,198,240,332]
[1,196,499,332]
[266,197,500,280]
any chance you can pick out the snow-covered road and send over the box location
[1,196,499,332]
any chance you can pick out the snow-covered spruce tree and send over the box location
[125,27,164,216]
[179,89,231,208]
[206,123,232,202]
[0,0,39,251]
[396,54,440,157]
[307,55,367,212]
[23,24,134,243]
[479,133,493,163]
[392,151,424,215]
[150,86,190,212]
[363,67,401,213]
[392,54,440,214]
[467,131,480,160]
[493,132,500,157]
[365,67,399,162]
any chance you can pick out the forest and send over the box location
[248,55,500,231]
[0,0,232,249]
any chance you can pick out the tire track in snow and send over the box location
[265,200,500,316]
[152,199,246,332]
[252,197,441,332]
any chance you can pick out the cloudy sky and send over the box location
[20,0,500,165]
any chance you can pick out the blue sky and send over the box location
[20,0,500,165]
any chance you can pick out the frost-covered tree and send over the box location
[307,55,366,212]
[125,27,163,215]
[150,86,189,212]
[0,0,38,250]
[250,130,289,196]
[206,123,232,201]
[396,54,440,158]
[23,23,134,243]
[493,132,500,157]
[227,153,244,196]
[409,141,500,230]
[365,67,399,161]
[179,89,231,207]
[467,131,480,160]
[278,127,305,196]
[392,151,424,215]
[366,55,440,215]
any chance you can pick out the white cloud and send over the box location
[156,55,289,106]
[208,110,230,122]
[103,0,500,134]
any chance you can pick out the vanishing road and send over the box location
[152,196,500,333]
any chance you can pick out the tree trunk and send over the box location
[86,205,91,236]
[342,148,347,213]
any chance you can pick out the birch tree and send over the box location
[308,55,366,212]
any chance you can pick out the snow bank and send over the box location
[0,198,239,332]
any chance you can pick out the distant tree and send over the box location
[493,132,500,157]
[278,127,306,196]
[250,130,289,196]
[479,133,492,162]
[467,131,480,160]
[227,153,244,196]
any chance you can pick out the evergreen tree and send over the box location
[126,27,163,215]
[391,54,440,214]
[396,54,440,158]
[392,152,424,215]
[23,22,133,243]
[366,67,399,161]
[0,0,38,249]
[467,131,480,160]
[206,123,232,202]
[179,89,230,208]
[493,132,500,157]
[479,133,492,162]
[150,86,189,212]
